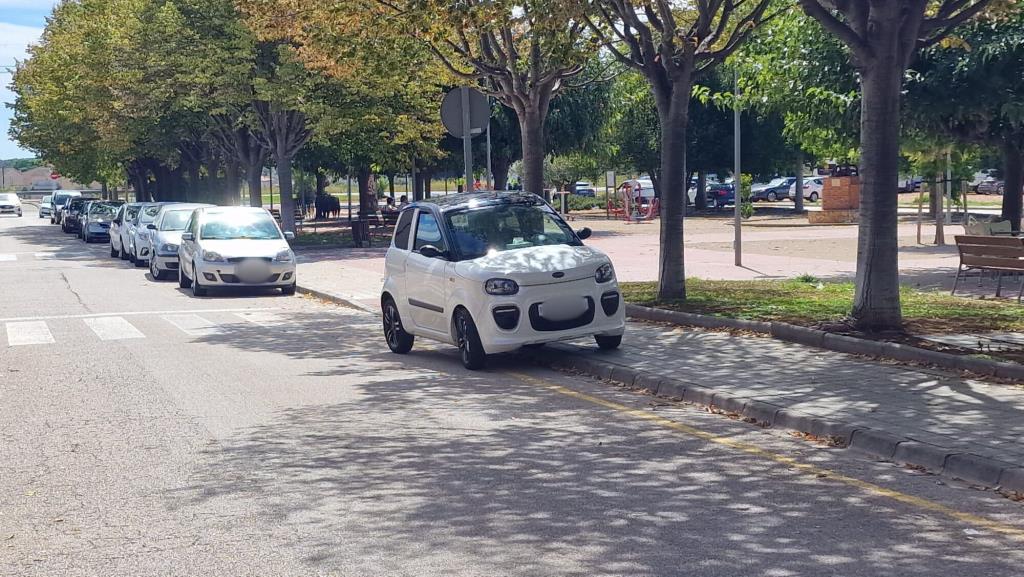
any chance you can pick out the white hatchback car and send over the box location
[0,193,23,217]
[381,192,625,370]
[177,206,297,297]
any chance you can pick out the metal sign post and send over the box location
[461,87,473,190]
[441,87,490,193]
[734,69,742,267]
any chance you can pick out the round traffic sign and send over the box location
[440,87,490,138]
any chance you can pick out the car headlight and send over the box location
[485,278,519,295]
[160,243,179,254]
[596,263,615,283]
[274,250,294,263]
[203,251,225,263]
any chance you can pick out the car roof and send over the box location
[197,206,269,215]
[159,203,214,212]
[405,191,546,213]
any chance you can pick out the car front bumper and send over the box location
[86,224,111,238]
[194,259,297,287]
[0,206,21,214]
[40,207,52,215]
[151,253,180,272]
[472,278,626,354]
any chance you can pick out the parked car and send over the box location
[109,203,145,259]
[143,203,213,280]
[976,177,1005,195]
[751,177,795,202]
[177,206,296,294]
[61,197,97,233]
[0,193,23,217]
[708,182,735,208]
[79,201,124,243]
[50,190,82,224]
[128,203,174,266]
[791,177,823,202]
[38,195,53,218]
[381,191,625,370]
[573,181,597,197]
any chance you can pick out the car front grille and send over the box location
[219,273,279,284]
[528,297,595,332]
[227,257,273,263]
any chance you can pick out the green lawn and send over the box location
[621,279,1024,334]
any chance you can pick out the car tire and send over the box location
[150,258,165,281]
[110,243,118,257]
[595,334,623,350]
[133,252,146,268]
[281,283,296,296]
[809,192,819,202]
[382,298,414,354]
[178,265,192,288]
[767,191,778,202]
[454,308,486,370]
[119,244,128,260]
[191,266,207,297]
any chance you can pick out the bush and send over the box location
[568,196,606,211]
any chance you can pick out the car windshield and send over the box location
[1,193,19,202]
[444,203,579,260]
[42,196,52,203]
[201,212,281,240]
[89,204,117,217]
[160,210,193,231]
[140,205,162,222]
[767,178,789,186]
[53,194,72,205]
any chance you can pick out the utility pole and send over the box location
[733,69,742,267]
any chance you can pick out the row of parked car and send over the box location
[41,192,298,297]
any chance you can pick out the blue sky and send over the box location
[0,1,57,159]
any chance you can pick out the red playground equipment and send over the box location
[611,181,660,222]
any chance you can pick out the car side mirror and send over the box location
[181,232,194,242]
[284,231,295,241]
[147,224,157,230]
[419,245,445,259]
[577,227,593,240]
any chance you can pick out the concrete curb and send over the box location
[526,345,1024,493]
[624,304,1024,381]
[296,285,376,313]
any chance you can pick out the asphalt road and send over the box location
[3,207,1024,577]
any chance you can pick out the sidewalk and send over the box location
[295,250,1024,489]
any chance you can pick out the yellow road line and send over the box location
[511,371,1024,540]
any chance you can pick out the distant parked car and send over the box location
[61,197,96,233]
[899,177,923,193]
[751,177,795,202]
[128,203,175,266]
[80,201,123,243]
[109,203,144,258]
[791,177,823,202]
[144,203,213,280]
[0,193,23,217]
[708,182,735,208]
[976,177,1004,195]
[178,206,296,295]
[38,195,53,218]
[50,190,82,224]
[573,181,597,197]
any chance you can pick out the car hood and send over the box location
[455,244,611,286]
[154,230,185,245]
[200,239,290,258]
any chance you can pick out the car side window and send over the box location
[393,210,414,250]
[413,211,445,252]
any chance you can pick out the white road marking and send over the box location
[5,321,55,346]
[234,311,285,326]
[0,307,279,323]
[162,314,222,336]
[83,316,145,341]
[0,254,16,262]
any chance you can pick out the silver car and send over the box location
[129,202,177,266]
[178,206,296,296]
[50,190,82,224]
[0,193,23,217]
[109,202,145,259]
[38,195,53,218]
[146,203,214,280]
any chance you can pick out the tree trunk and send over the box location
[793,152,804,212]
[315,171,327,197]
[852,62,904,330]
[224,161,241,206]
[928,177,938,216]
[654,81,692,301]
[1001,140,1022,234]
[247,165,263,207]
[695,171,707,210]
[277,158,296,233]
[934,172,945,245]
[519,109,545,198]
[358,167,376,217]
[493,157,511,191]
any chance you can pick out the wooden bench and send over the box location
[953,235,1024,301]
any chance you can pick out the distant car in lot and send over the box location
[0,193,23,217]
[143,203,213,280]
[976,177,1005,195]
[61,197,97,233]
[79,201,124,243]
[177,206,297,295]
[381,191,625,370]
[791,177,823,202]
[751,177,795,202]
[38,195,53,218]
[50,190,82,224]
[109,203,144,259]
[573,181,597,197]
[708,182,735,208]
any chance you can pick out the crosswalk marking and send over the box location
[161,314,221,336]
[6,321,55,346]
[83,316,145,341]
